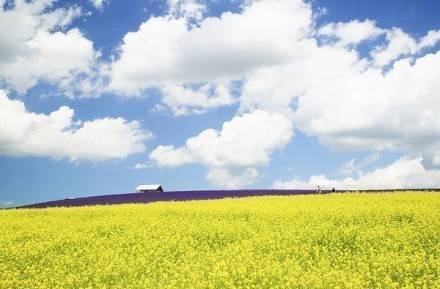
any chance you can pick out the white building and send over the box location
[135,184,164,193]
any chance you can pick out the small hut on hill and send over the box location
[135,184,164,193]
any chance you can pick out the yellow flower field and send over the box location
[1,192,439,289]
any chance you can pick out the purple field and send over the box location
[19,189,322,208]
[17,188,440,209]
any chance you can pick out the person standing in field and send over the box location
[316,185,322,194]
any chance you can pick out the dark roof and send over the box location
[136,184,163,191]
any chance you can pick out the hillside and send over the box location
[1,192,439,289]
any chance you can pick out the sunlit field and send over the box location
[1,192,439,289]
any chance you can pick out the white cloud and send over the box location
[318,19,384,46]
[109,0,312,95]
[338,153,380,176]
[90,0,107,9]
[371,28,417,67]
[140,0,440,187]
[0,0,99,94]
[239,42,362,112]
[237,24,440,168]
[168,0,206,21]
[273,156,440,190]
[206,167,259,189]
[292,52,440,166]
[419,29,440,48]
[161,84,235,115]
[372,28,440,67]
[338,159,360,176]
[150,110,293,167]
[1,29,97,93]
[150,110,293,187]
[132,163,151,170]
[0,90,150,161]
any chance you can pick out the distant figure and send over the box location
[332,187,336,193]
[316,185,322,194]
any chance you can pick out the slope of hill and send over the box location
[2,192,439,289]
[19,189,318,208]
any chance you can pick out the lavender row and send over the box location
[18,190,319,209]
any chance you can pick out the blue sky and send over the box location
[1,0,440,206]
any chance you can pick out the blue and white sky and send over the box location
[1,0,440,206]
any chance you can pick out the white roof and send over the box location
[136,184,162,191]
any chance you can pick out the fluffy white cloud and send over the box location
[90,0,107,9]
[149,145,194,167]
[109,0,440,132]
[338,153,380,176]
[161,84,235,115]
[206,167,259,189]
[419,29,440,48]
[0,90,150,161]
[1,29,97,93]
[235,11,440,167]
[241,52,439,169]
[143,0,439,187]
[150,110,293,187]
[132,163,150,170]
[292,52,440,166]
[372,28,440,66]
[109,0,312,95]
[273,156,440,190]
[318,19,384,46]
[239,42,362,112]
[0,0,98,94]
[168,0,206,21]
[150,110,292,167]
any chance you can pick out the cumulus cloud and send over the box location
[292,52,440,166]
[0,90,150,161]
[109,0,312,95]
[150,110,292,167]
[338,153,380,176]
[234,10,440,168]
[419,29,440,48]
[206,167,259,189]
[318,19,384,46]
[372,28,440,67]
[150,110,293,187]
[168,0,206,21]
[273,156,440,190]
[142,0,440,187]
[0,0,99,94]
[161,84,235,115]
[239,42,362,112]
[132,163,151,170]
[109,0,439,126]
[90,0,107,9]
